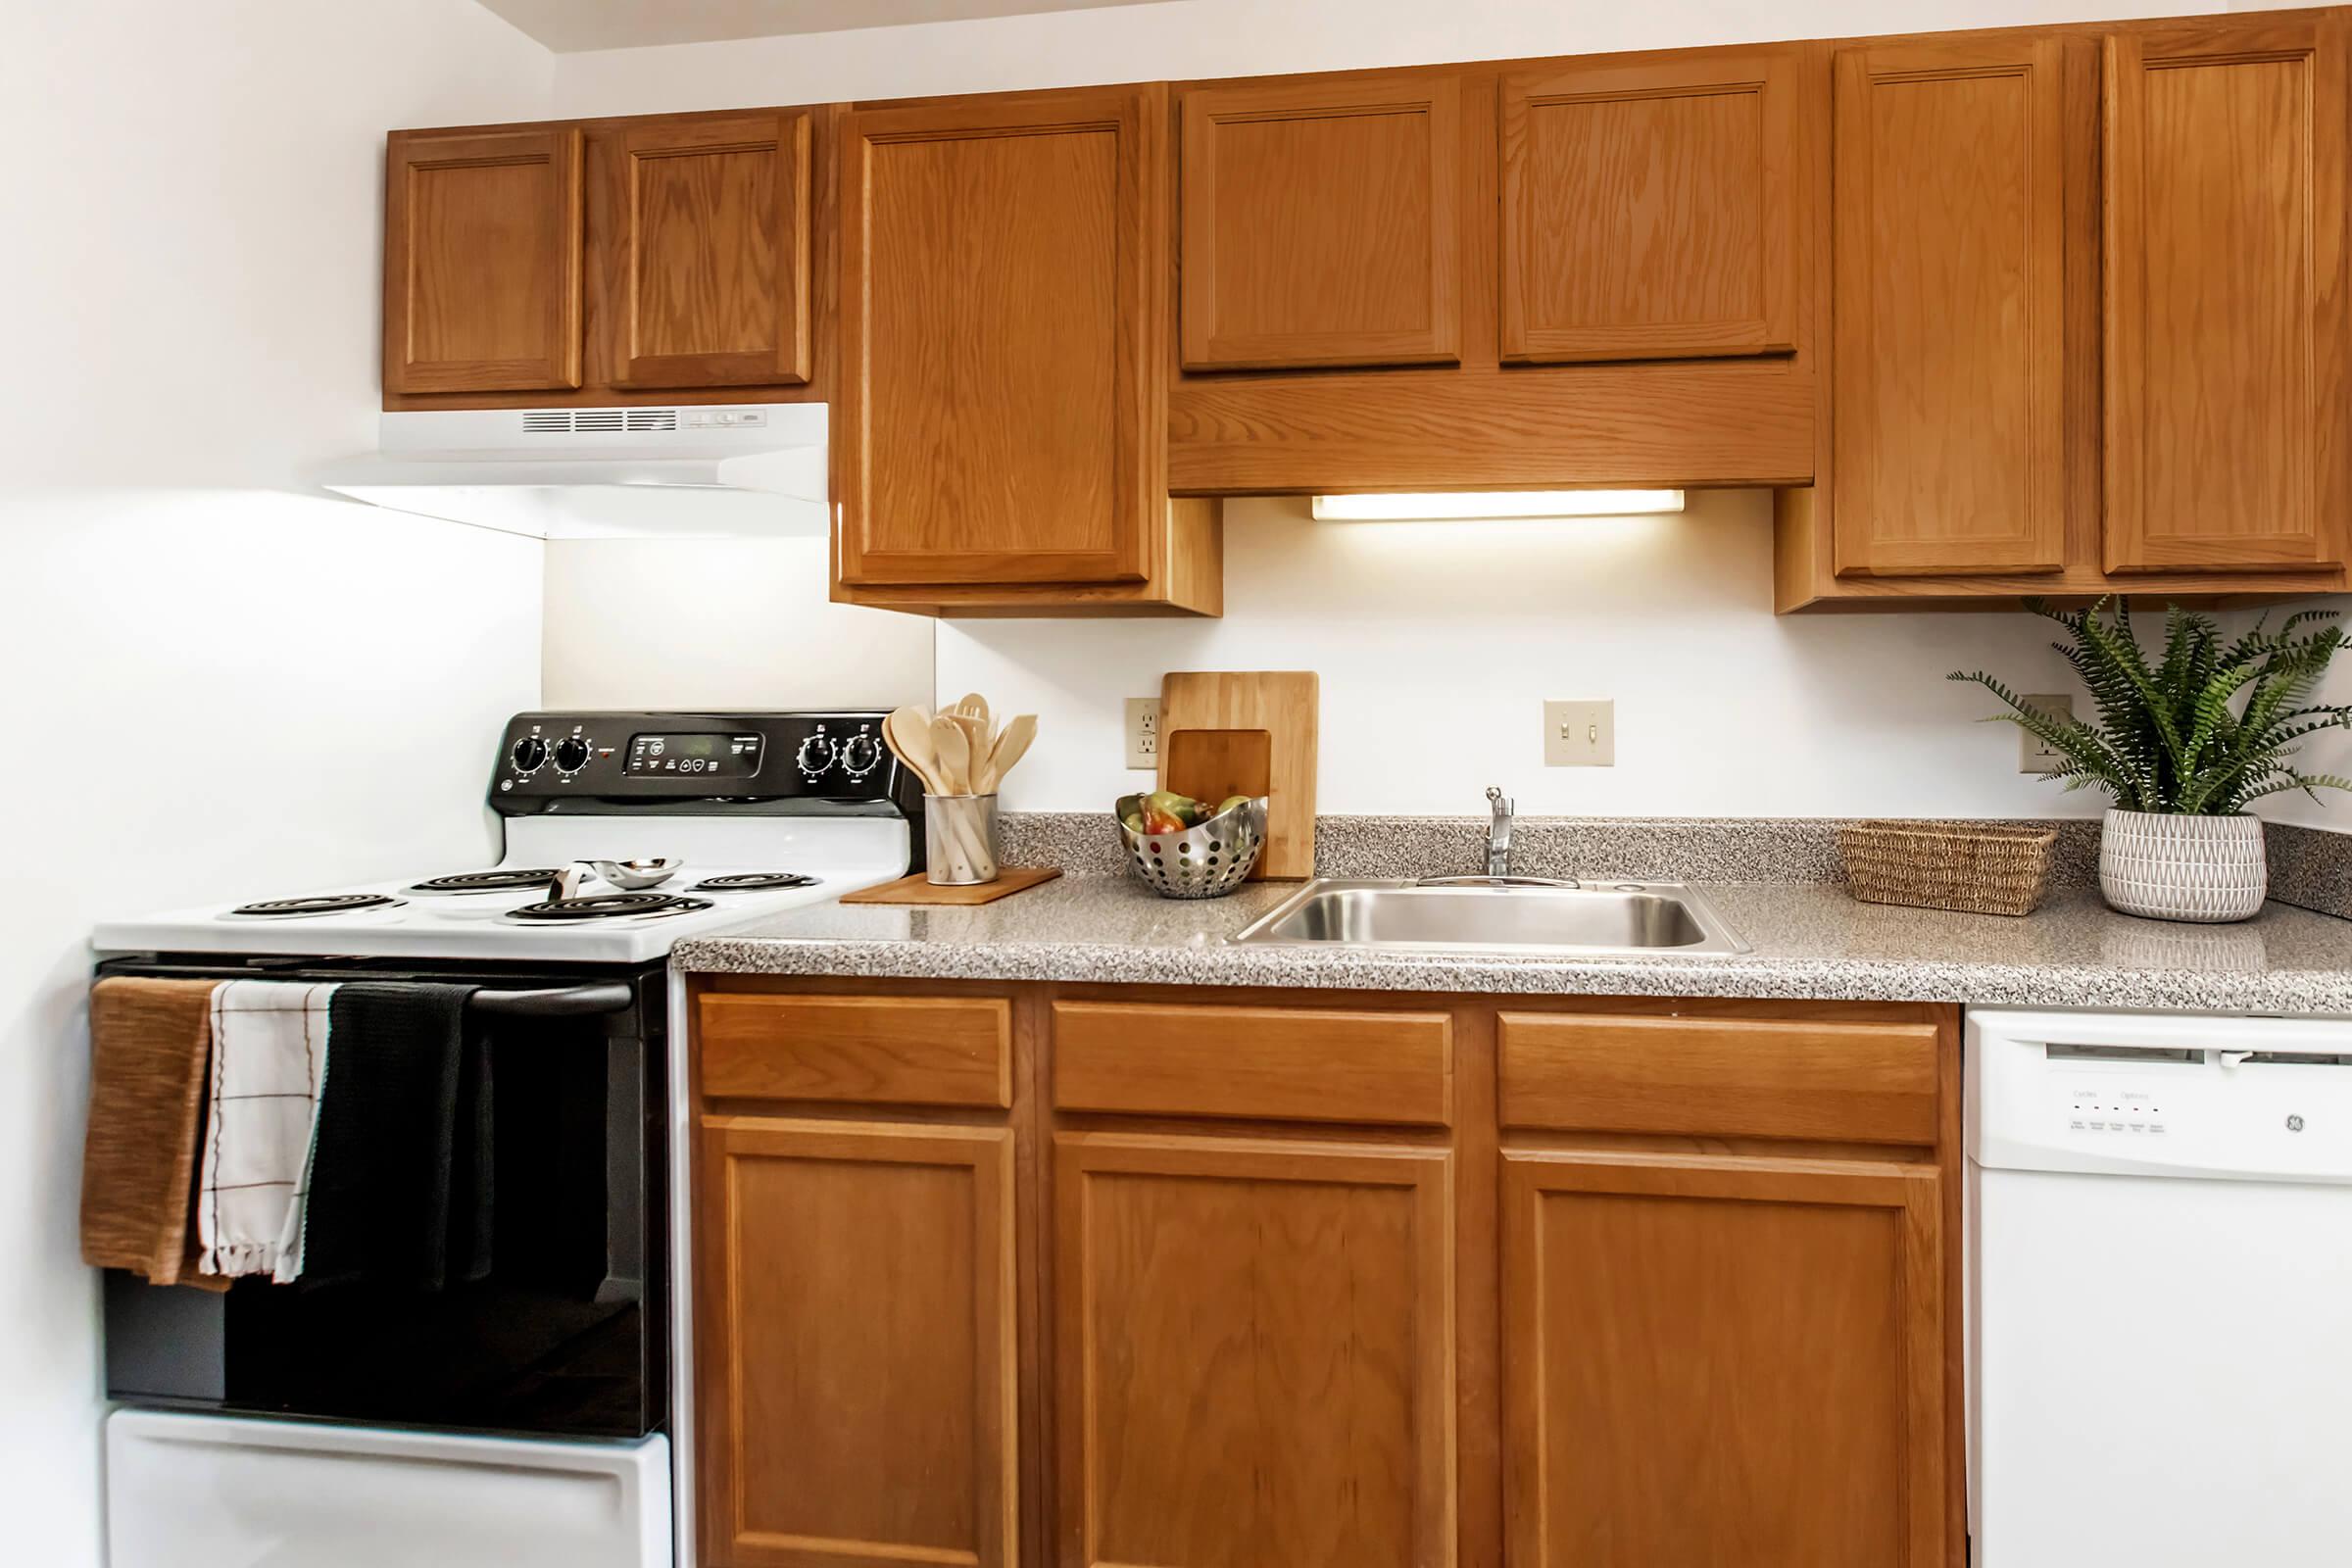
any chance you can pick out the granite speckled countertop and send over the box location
[674,876,2352,1015]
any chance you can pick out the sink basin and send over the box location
[1229,879,1748,956]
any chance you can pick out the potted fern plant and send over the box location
[1951,600,2352,923]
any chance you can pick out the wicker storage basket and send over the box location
[1838,820,2057,917]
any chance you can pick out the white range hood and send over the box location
[320,402,829,539]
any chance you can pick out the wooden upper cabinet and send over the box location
[1054,1133,1455,1568]
[606,112,813,389]
[385,127,583,394]
[837,87,1161,589]
[1178,74,1461,370]
[696,1116,1016,1568]
[2103,13,2349,573]
[1500,48,1799,363]
[1830,39,2071,577]
[1502,1151,1947,1568]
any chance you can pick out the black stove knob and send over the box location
[840,731,882,779]
[796,734,835,778]
[553,737,591,774]
[511,736,548,774]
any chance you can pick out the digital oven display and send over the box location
[626,733,763,778]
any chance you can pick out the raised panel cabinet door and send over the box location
[838,88,1159,587]
[1179,74,1461,369]
[2103,15,2349,573]
[1500,48,1798,362]
[385,127,583,395]
[1502,1150,1946,1568]
[1054,1132,1455,1568]
[610,112,813,388]
[696,1117,1016,1568]
[1830,39,2069,577]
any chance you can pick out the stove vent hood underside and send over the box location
[319,403,829,539]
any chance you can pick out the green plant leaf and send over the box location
[1951,598,2352,816]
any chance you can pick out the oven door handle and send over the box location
[467,983,636,1018]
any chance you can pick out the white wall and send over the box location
[939,493,2100,814]
[543,539,934,711]
[2232,621,2352,828]
[0,3,554,1557]
[541,0,2347,821]
[549,0,2252,113]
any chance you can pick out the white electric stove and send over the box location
[92,710,915,964]
[92,710,917,1568]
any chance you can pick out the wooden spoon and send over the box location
[883,706,942,793]
[929,713,973,796]
[949,711,992,781]
[977,713,1037,792]
[951,692,992,729]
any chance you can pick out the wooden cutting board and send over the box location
[838,867,1063,906]
[1157,670,1318,880]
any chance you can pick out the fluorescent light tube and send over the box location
[1309,490,1686,521]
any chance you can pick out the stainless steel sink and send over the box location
[1229,878,1748,956]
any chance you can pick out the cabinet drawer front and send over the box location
[1053,1001,1452,1126]
[699,993,1010,1108]
[1498,1012,1938,1144]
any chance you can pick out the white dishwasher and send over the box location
[1968,1008,2352,1567]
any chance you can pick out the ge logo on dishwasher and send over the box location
[2287,1114,2306,1133]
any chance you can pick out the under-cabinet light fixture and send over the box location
[1310,490,1686,521]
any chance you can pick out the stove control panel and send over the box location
[629,730,763,779]
[493,711,914,816]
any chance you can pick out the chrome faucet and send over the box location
[1415,784,1575,889]
[1485,786,1514,877]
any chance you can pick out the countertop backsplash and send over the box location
[1002,810,2352,918]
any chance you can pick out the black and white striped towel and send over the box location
[199,979,334,1282]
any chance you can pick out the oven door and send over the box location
[101,961,667,1441]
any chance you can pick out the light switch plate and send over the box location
[2019,694,2074,773]
[1125,697,1160,769]
[1545,700,1615,766]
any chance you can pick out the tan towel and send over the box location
[80,977,228,1290]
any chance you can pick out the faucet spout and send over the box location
[1485,785,1514,878]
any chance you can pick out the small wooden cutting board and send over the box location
[839,867,1063,906]
[1158,670,1318,880]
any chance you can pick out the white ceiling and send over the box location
[476,0,1169,53]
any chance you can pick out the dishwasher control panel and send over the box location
[2048,1044,2186,1139]
[1970,1010,2352,1183]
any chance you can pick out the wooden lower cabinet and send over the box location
[695,1115,1017,1568]
[1501,1149,1947,1568]
[690,985,1960,1568]
[1053,1132,1456,1568]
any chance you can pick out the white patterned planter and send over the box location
[2098,808,2268,923]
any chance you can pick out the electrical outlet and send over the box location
[1544,700,1616,766]
[1125,697,1160,769]
[2019,694,2074,773]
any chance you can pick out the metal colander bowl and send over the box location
[1114,795,1269,899]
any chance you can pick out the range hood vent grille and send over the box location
[320,401,829,540]
[521,408,681,434]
